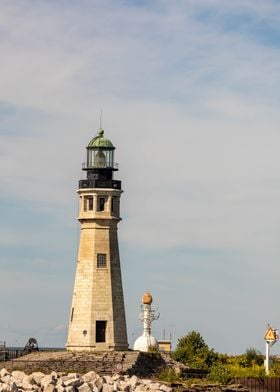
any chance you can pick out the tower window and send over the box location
[97,197,106,211]
[84,196,94,211]
[88,197,93,211]
[111,197,117,213]
[96,321,106,342]
[70,307,74,322]
[97,253,107,268]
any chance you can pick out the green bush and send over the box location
[158,368,180,383]
[208,363,232,384]
[244,347,264,366]
[226,363,265,378]
[172,331,217,370]
[269,361,280,376]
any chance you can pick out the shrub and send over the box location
[172,331,217,370]
[158,368,180,383]
[208,363,232,384]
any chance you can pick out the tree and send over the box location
[172,330,217,369]
[244,347,264,366]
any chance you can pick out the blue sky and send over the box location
[1,0,280,354]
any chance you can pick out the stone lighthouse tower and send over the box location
[66,129,128,351]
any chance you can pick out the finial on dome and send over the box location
[142,292,153,305]
[98,128,104,137]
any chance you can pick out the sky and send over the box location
[1,0,280,355]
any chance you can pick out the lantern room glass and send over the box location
[87,148,114,169]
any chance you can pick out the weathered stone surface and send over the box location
[77,382,92,392]
[31,372,45,386]
[0,384,10,392]
[11,371,25,385]
[66,187,128,352]
[11,382,19,392]
[0,367,249,392]
[43,384,55,392]
[102,384,114,392]
[40,375,56,388]
[81,372,97,383]
[1,375,11,385]
[148,383,161,390]
[117,380,130,391]
[159,385,172,392]
[61,374,79,383]
[92,377,104,392]
[63,378,82,388]
[89,384,99,392]
[134,385,148,392]
[64,387,74,392]
[55,384,65,392]
[129,376,139,389]
[0,370,9,379]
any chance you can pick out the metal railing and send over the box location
[82,162,119,170]
[79,179,121,190]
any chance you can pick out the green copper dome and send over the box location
[88,129,115,148]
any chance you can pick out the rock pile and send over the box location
[0,369,172,392]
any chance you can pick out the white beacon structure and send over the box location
[133,292,159,352]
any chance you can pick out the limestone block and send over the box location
[77,383,92,392]
[159,385,172,392]
[102,384,114,392]
[43,385,55,392]
[11,382,19,392]
[0,383,10,392]
[11,372,25,385]
[31,373,45,386]
[40,375,56,388]
[1,376,11,385]
[63,378,82,388]
[0,369,9,378]
[81,372,98,383]
[148,383,161,391]
[88,384,99,392]
[92,377,105,392]
[111,375,124,382]
[55,384,65,392]
[50,373,58,381]
[104,376,113,385]
[22,375,36,387]
[64,387,75,392]
[116,381,130,391]
[129,376,139,389]
[134,386,148,392]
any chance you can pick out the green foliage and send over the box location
[172,332,266,384]
[148,345,159,353]
[172,330,217,369]
[225,363,265,378]
[207,349,265,384]
[244,347,264,366]
[157,368,180,382]
[208,363,232,384]
[268,360,280,376]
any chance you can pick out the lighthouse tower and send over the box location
[66,129,128,351]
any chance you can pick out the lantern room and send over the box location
[85,128,116,170]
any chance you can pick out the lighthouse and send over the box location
[66,129,128,351]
